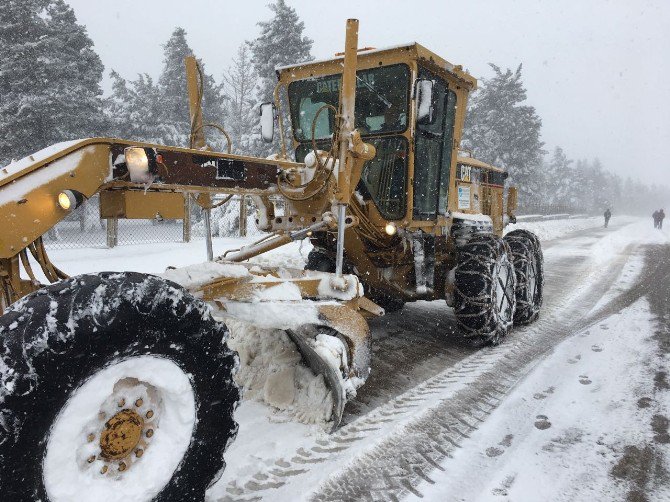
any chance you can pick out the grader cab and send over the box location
[0,19,542,501]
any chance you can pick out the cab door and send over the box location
[412,70,458,220]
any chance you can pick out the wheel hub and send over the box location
[77,379,160,477]
[99,409,144,460]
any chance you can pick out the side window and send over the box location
[438,90,457,214]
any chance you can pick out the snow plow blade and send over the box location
[162,261,381,428]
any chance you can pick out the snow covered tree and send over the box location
[156,27,226,149]
[248,0,313,156]
[545,147,575,207]
[222,44,259,155]
[462,64,544,204]
[0,0,104,165]
[105,28,225,149]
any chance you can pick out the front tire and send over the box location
[0,272,239,502]
[505,229,544,325]
[454,234,516,345]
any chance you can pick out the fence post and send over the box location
[106,218,118,248]
[183,193,192,243]
[239,195,247,237]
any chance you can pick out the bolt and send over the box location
[100,465,108,474]
[146,410,154,419]
[146,429,154,438]
[135,448,144,458]
[118,462,127,472]
[135,398,143,407]
[87,433,95,442]
[87,455,96,464]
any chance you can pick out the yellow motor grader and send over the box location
[0,19,542,501]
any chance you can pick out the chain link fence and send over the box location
[43,194,271,250]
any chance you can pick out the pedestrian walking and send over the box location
[653,210,660,228]
[604,208,611,228]
[659,209,666,230]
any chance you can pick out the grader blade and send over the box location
[163,261,378,428]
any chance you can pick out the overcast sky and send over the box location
[66,0,669,182]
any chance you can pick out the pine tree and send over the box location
[156,27,226,149]
[105,28,226,149]
[222,44,259,155]
[462,64,544,204]
[0,0,104,165]
[248,0,313,156]
[546,147,574,207]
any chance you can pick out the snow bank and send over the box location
[504,216,603,241]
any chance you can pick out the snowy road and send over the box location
[206,219,670,501]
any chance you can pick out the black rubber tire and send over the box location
[366,287,406,313]
[505,229,544,325]
[454,234,517,345]
[305,249,336,272]
[0,272,239,502]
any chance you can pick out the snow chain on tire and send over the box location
[454,234,517,345]
[0,272,240,502]
[504,229,544,325]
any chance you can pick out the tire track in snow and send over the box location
[212,225,652,501]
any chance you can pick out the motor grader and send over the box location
[0,19,542,501]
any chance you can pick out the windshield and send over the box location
[288,64,410,141]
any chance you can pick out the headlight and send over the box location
[384,222,397,236]
[57,190,85,210]
[124,147,157,183]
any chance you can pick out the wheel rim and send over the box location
[43,356,196,502]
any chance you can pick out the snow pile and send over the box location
[505,216,603,241]
[225,318,335,424]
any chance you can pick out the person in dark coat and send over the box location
[653,210,660,228]
[659,209,666,230]
[604,208,611,228]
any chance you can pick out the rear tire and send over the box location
[454,234,516,345]
[0,272,239,502]
[505,229,544,325]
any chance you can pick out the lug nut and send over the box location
[87,455,96,464]
[135,448,144,458]
[146,410,154,419]
[146,429,154,438]
[118,462,127,472]
[100,465,108,474]
[135,398,143,407]
[87,433,95,442]
[118,398,126,407]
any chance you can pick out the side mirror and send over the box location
[259,102,276,143]
[415,79,435,125]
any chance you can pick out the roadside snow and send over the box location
[505,216,605,241]
[415,298,670,502]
